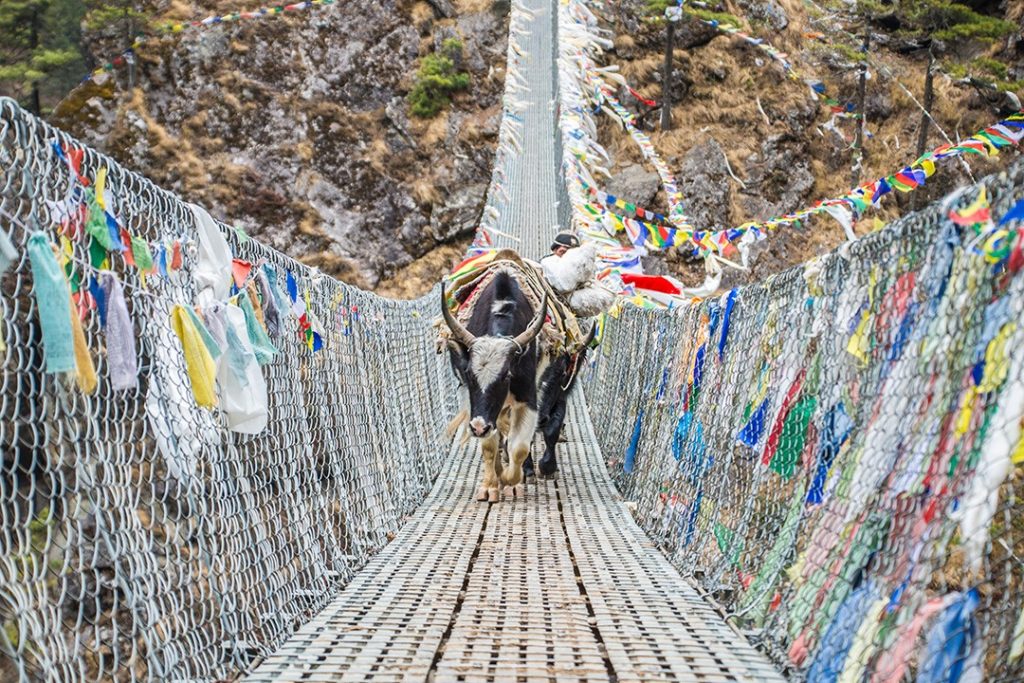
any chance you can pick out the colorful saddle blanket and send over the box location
[438,249,587,355]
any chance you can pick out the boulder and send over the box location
[606,164,661,207]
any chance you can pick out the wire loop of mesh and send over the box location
[0,97,457,682]
[583,160,1024,680]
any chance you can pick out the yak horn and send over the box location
[581,321,597,349]
[441,285,477,347]
[513,293,548,348]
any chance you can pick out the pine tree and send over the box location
[0,0,85,116]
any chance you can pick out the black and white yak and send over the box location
[441,270,593,502]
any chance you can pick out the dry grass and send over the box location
[456,0,497,14]
[302,250,370,288]
[409,1,436,26]
[412,176,442,207]
[619,54,662,88]
[161,0,194,22]
[412,110,451,148]
[365,138,392,175]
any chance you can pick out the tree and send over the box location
[408,38,470,118]
[0,0,85,116]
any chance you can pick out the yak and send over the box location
[441,268,594,502]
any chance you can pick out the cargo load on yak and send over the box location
[436,249,591,356]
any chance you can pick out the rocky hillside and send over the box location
[53,0,509,292]
[600,0,1024,289]
[48,0,1024,296]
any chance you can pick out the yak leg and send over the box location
[502,402,538,498]
[476,431,502,503]
[523,453,536,479]
[538,397,567,477]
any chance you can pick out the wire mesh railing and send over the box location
[0,97,457,682]
[583,159,1024,681]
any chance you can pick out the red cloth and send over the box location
[621,273,682,295]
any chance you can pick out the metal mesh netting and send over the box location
[0,98,457,681]
[583,160,1024,680]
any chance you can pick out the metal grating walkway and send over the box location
[246,395,782,682]
[486,0,566,259]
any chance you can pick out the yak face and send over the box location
[442,273,547,439]
[448,337,520,437]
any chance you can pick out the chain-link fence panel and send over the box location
[584,159,1024,680]
[0,97,458,682]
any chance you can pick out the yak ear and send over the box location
[447,339,469,367]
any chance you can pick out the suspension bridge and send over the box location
[2,0,1024,681]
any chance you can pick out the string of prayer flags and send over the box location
[693,111,1024,260]
[246,281,266,327]
[68,292,98,394]
[997,198,1024,226]
[238,290,277,364]
[170,240,183,270]
[256,270,282,337]
[217,303,269,434]
[302,290,324,352]
[284,271,323,352]
[130,234,154,272]
[184,305,223,362]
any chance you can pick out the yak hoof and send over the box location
[477,486,500,503]
[539,459,558,478]
[502,484,526,499]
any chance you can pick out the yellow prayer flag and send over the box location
[1011,431,1024,465]
[69,304,97,394]
[170,305,217,408]
[95,167,107,210]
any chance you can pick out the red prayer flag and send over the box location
[231,258,253,288]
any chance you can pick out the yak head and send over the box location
[442,284,547,438]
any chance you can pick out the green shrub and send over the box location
[972,57,1009,80]
[408,38,470,118]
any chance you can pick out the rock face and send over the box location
[736,1,788,31]
[740,135,815,221]
[55,1,509,288]
[678,138,733,230]
[606,164,660,207]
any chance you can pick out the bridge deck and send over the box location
[246,398,782,682]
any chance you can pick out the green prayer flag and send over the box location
[769,396,818,479]
[131,234,154,271]
[85,192,111,251]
